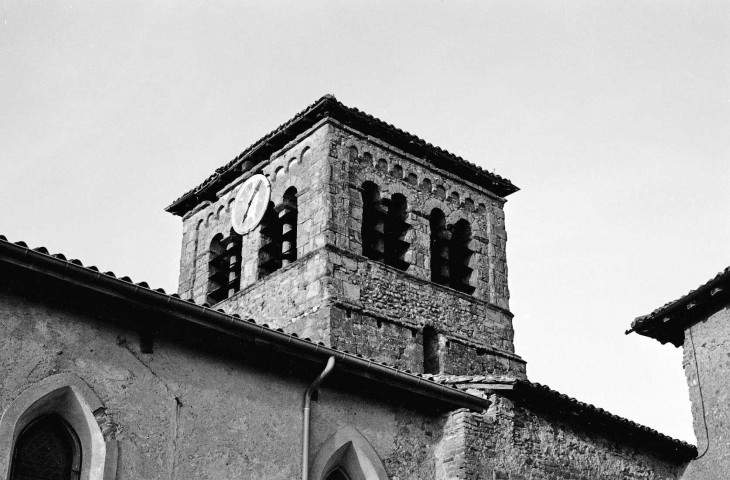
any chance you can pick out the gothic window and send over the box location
[449,219,475,294]
[258,202,282,279]
[279,187,298,266]
[10,414,81,480]
[384,193,410,270]
[429,209,449,286]
[361,182,385,262]
[325,467,351,480]
[207,231,243,304]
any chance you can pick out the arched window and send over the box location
[10,414,81,480]
[279,187,298,266]
[361,182,385,262]
[325,467,351,480]
[449,219,474,294]
[258,190,301,278]
[0,373,116,480]
[308,427,389,480]
[207,230,243,304]
[258,201,282,279]
[384,194,409,270]
[429,209,449,285]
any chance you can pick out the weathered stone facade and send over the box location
[680,307,730,479]
[0,288,446,479]
[1,96,695,480]
[630,266,730,479]
[0,280,690,479]
[469,396,682,480]
[176,119,524,378]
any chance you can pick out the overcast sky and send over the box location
[2,1,729,443]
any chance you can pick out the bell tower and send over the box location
[167,95,526,378]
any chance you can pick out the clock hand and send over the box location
[242,179,263,221]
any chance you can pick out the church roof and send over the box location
[0,233,695,461]
[166,94,519,216]
[426,374,697,462]
[0,234,487,413]
[627,266,730,347]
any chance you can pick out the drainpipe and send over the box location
[302,356,336,480]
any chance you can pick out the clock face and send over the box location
[231,174,271,235]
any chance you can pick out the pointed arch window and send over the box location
[325,467,352,480]
[308,427,389,480]
[10,414,81,480]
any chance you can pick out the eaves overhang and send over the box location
[627,267,730,347]
[0,235,489,413]
[166,94,519,216]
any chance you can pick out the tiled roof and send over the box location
[425,374,696,460]
[166,94,519,216]
[0,234,695,461]
[628,266,730,346]
[0,234,487,412]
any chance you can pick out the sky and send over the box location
[1,1,729,443]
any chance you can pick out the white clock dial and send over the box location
[231,174,271,235]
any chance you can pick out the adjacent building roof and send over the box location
[427,374,697,462]
[166,94,519,216]
[0,234,487,413]
[627,267,730,346]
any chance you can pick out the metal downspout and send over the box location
[302,356,336,480]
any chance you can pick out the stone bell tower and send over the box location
[167,95,526,378]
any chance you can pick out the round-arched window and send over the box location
[10,414,81,480]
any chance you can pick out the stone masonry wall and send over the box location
[175,120,524,377]
[0,288,451,480]
[323,123,524,377]
[177,123,332,305]
[327,246,525,377]
[329,305,423,372]
[328,124,511,310]
[462,395,683,480]
[679,304,730,479]
[217,250,331,341]
[176,124,335,343]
